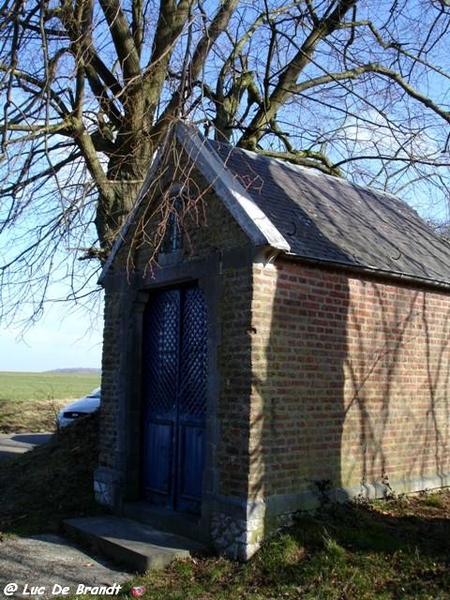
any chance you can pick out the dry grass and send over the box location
[0,398,68,433]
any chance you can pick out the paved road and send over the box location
[0,432,52,459]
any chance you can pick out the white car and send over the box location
[57,388,101,428]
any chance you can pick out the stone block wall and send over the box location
[97,289,123,472]
[95,163,256,532]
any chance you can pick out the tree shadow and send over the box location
[226,147,450,554]
[344,286,450,491]
[273,498,450,598]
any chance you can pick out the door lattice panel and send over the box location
[142,284,208,513]
[180,289,207,417]
[143,290,180,414]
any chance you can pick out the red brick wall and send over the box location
[250,259,450,500]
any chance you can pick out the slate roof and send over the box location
[204,137,450,287]
[100,123,450,288]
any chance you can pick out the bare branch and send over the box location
[0,0,449,324]
[239,0,358,150]
[97,0,140,81]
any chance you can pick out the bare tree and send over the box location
[0,0,449,322]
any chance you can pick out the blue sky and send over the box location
[0,180,104,372]
[0,296,103,372]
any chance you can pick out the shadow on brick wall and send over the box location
[344,285,450,490]
[241,166,450,544]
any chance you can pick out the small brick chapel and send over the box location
[94,122,450,560]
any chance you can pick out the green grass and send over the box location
[118,498,450,600]
[0,371,100,402]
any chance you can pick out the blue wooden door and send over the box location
[141,286,207,514]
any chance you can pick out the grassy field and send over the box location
[0,371,100,433]
[0,371,100,402]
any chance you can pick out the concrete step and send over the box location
[123,501,204,543]
[64,515,206,574]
